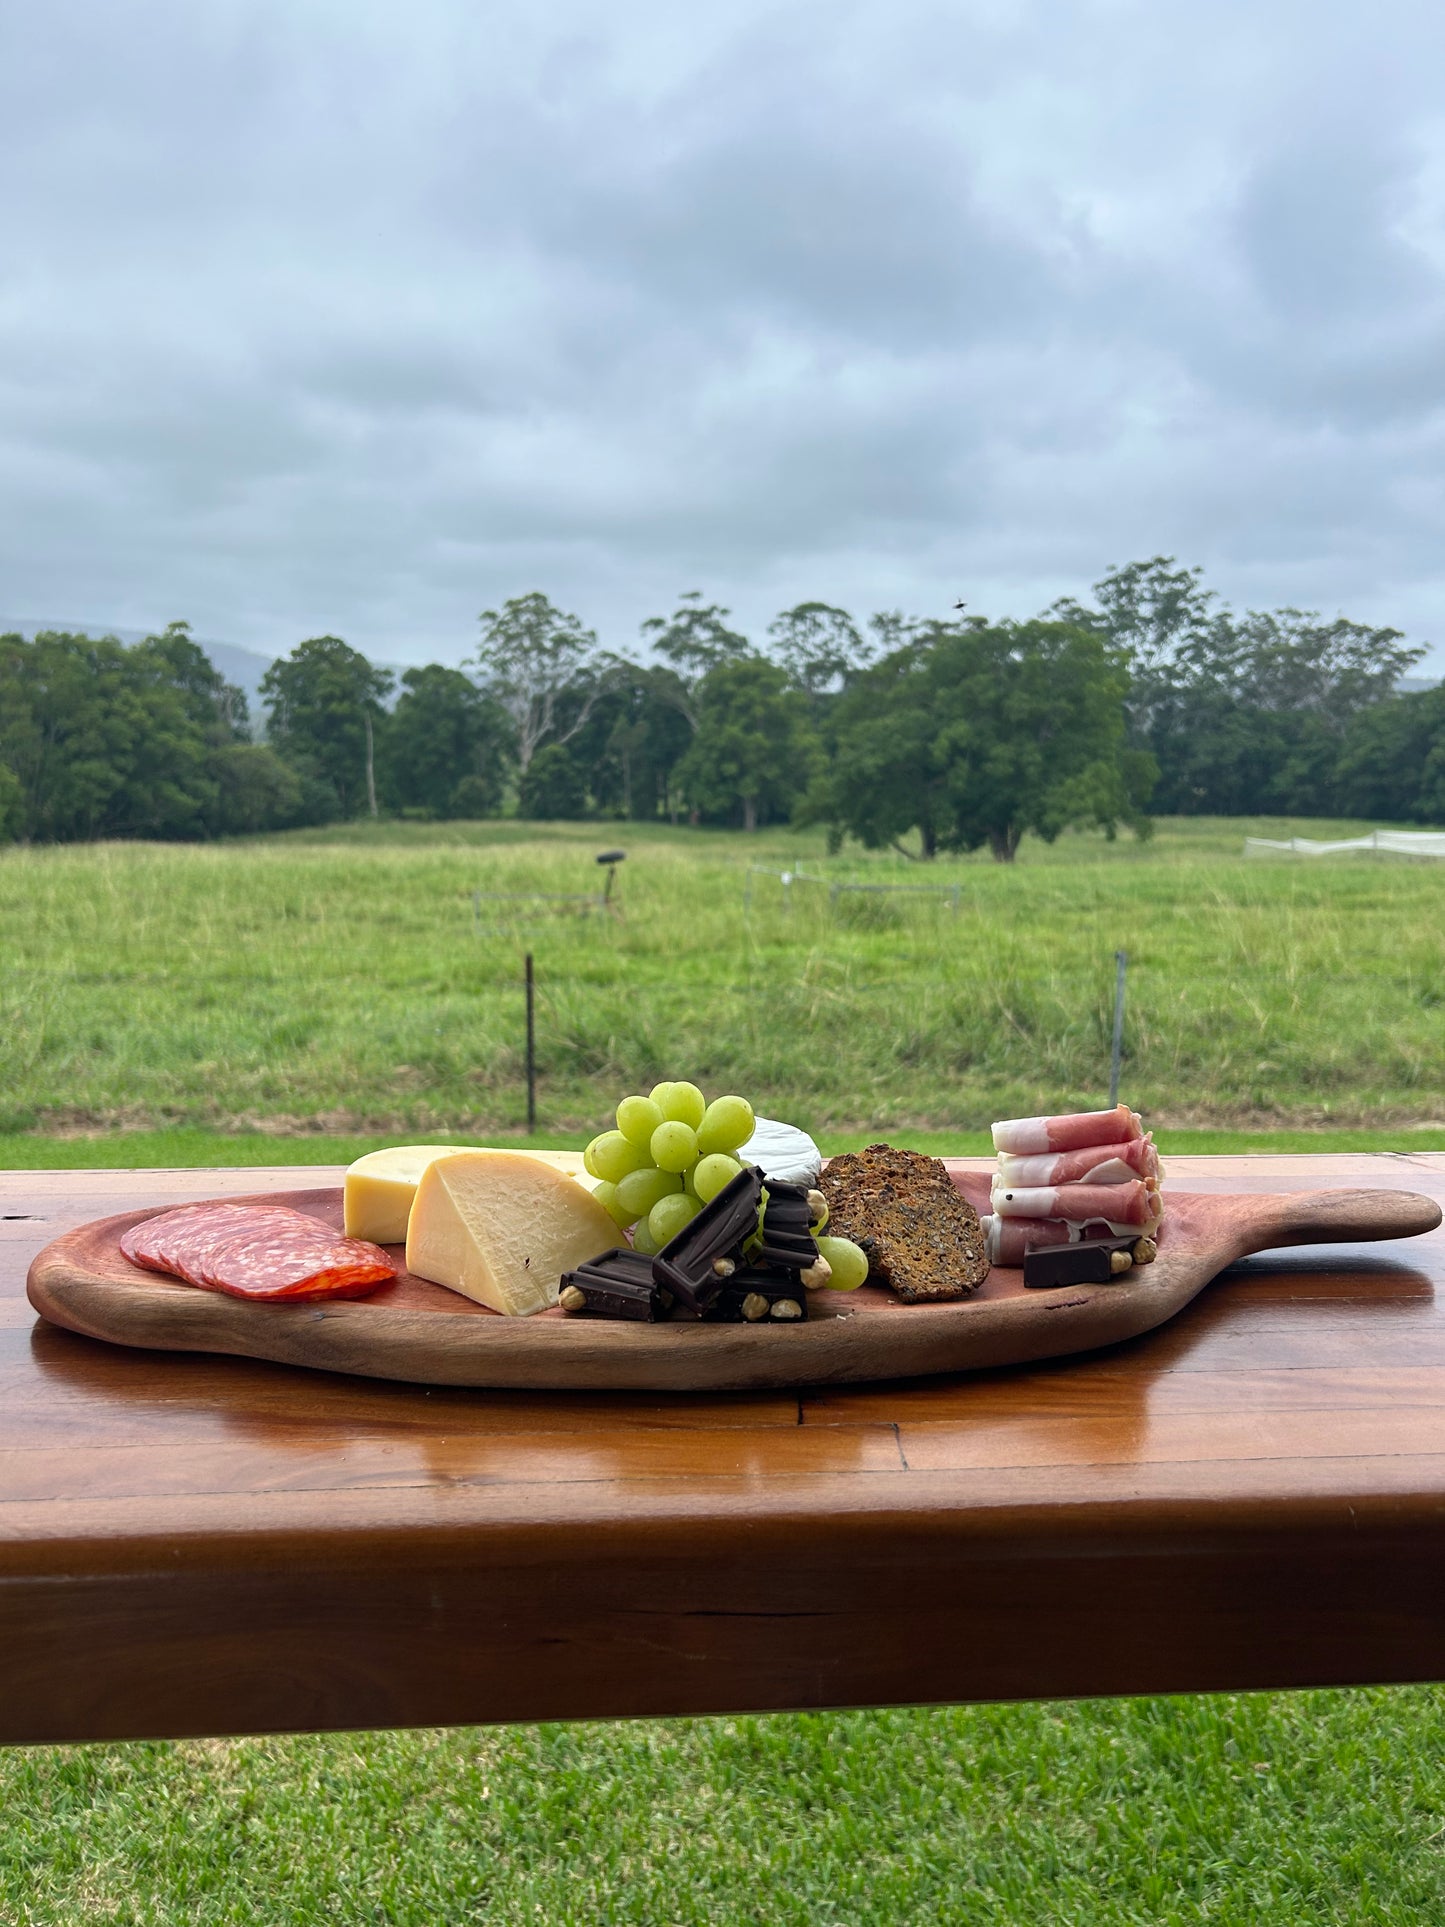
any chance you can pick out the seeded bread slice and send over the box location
[819,1143,988,1302]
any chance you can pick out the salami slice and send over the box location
[120,1203,396,1301]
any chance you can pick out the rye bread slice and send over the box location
[819,1143,988,1302]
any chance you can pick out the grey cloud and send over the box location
[2,0,1445,669]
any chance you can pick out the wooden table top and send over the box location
[3,1155,1444,1746]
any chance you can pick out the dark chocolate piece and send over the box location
[695,1266,809,1324]
[560,1247,673,1321]
[1022,1238,1138,1290]
[652,1166,765,1313]
[754,1181,821,1271]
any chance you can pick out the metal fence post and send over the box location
[525,952,537,1135]
[1109,950,1127,1108]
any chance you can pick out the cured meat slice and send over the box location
[991,1105,1143,1156]
[121,1203,396,1301]
[985,1213,1161,1267]
[989,1178,1162,1226]
[995,1136,1161,1188]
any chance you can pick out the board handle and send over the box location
[1247,1187,1441,1250]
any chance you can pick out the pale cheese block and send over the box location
[344,1144,596,1244]
[406,1150,617,1316]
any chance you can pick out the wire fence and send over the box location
[742,867,965,914]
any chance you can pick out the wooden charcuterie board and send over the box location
[26,1170,1442,1393]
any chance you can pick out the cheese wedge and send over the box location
[406,1150,617,1316]
[345,1144,596,1244]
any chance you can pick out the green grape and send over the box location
[696,1095,755,1157]
[648,1190,700,1248]
[650,1120,698,1173]
[615,1164,683,1221]
[692,1153,742,1204]
[591,1180,635,1230]
[657,1081,706,1129]
[588,1129,651,1185]
[631,1216,661,1255]
[583,1136,604,1179]
[683,1163,701,1198]
[815,1235,868,1291]
[616,1094,664,1148]
[648,1081,678,1115]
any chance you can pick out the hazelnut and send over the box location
[741,1292,769,1322]
[1132,1237,1158,1265]
[800,1256,833,1290]
[771,1298,803,1320]
[712,1257,736,1279]
[1108,1249,1133,1276]
[558,1284,586,1313]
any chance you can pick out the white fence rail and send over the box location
[1245,831,1445,858]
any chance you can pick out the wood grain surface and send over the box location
[25,1171,1441,1391]
[3,1155,1445,1745]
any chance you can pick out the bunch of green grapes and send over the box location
[583,1084,870,1290]
[584,1083,758,1255]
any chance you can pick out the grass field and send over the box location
[2,1692,1442,1923]
[3,813,1444,1139]
[5,815,1445,1921]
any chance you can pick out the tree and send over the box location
[518,741,590,820]
[1335,684,1445,822]
[1059,559,1426,815]
[475,593,611,775]
[0,760,20,841]
[260,637,393,819]
[811,619,1155,861]
[674,656,818,832]
[766,601,872,695]
[0,629,220,840]
[801,637,953,858]
[134,620,250,741]
[642,592,752,693]
[210,742,304,835]
[555,663,695,820]
[0,625,311,842]
[380,665,514,818]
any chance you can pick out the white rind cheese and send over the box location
[405,1150,617,1316]
[739,1116,823,1187]
[345,1144,595,1244]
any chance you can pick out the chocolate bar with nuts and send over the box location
[651,1165,766,1313]
[698,1266,808,1324]
[755,1180,821,1271]
[559,1248,674,1321]
[1022,1235,1157,1290]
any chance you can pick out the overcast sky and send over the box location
[4,0,1445,671]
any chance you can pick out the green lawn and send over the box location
[2,813,1444,1137]
[2,1693,1442,1923]
[5,816,1445,1920]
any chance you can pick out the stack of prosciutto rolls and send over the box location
[985,1103,1163,1267]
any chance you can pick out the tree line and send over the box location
[0,560,1437,858]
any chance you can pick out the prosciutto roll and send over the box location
[995,1136,1161,1189]
[990,1178,1162,1226]
[985,1214,1155,1266]
[991,1105,1143,1156]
